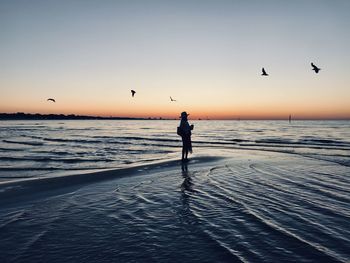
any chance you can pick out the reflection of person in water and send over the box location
[178,111,194,162]
[181,162,193,192]
[180,162,193,224]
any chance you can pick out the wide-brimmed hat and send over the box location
[179,111,190,118]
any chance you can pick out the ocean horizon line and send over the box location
[0,112,349,121]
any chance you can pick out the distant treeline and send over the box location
[0,112,148,120]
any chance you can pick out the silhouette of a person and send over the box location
[179,111,194,162]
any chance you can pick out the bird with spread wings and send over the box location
[311,63,321,73]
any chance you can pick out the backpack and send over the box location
[177,126,183,136]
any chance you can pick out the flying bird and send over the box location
[131,90,136,97]
[261,68,268,76]
[170,96,176,102]
[311,63,321,73]
[47,98,56,102]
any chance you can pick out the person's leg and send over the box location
[181,137,185,160]
[184,135,189,160]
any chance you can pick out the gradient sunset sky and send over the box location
[1,0,349,119]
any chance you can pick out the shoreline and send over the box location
[0,155,225,206]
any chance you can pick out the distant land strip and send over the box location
[0,112,152,120]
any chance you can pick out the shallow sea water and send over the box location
[0,120,349,181]
[0,120,349,262]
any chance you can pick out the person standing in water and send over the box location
[178,111,194,162]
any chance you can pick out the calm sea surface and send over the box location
[0,120,349,182]
[0,120,349,262]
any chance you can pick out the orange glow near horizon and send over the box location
[1,101,349,120]
[1,70,349,120]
